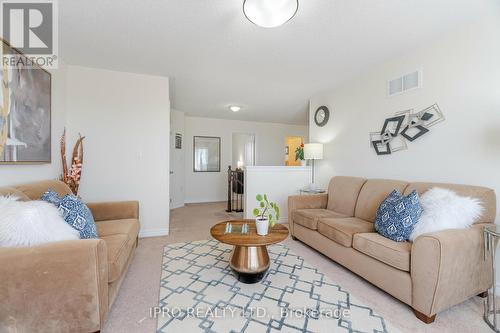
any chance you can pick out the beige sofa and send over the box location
[0,180,140,333]
[289,176,495,323]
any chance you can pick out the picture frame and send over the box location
[0,38,52,164]
[193,136,221,172]
[175,133,182,149]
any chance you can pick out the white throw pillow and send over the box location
[409,187,483,241]
[0,196,80,247]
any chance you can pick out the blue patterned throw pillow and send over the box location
[58,195,98,239]
[375,190,422,242]
[40,189,63,206]
[41,190,98,239]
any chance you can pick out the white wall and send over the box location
[184,116,308,203]
[244,166,311,223]
[170,109,185,209]
[65,66,170,237]
[309,11,500,222]
[0,64,67,186]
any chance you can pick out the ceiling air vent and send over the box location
[388,69,422,97]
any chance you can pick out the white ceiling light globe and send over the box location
[243,0,299,28]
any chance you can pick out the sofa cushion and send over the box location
[404,182,496,224]
[293,209,347,230]
[97,218,139,282]
[101,234,135,283]
[317,217,374,247]
[96,219,140,240]
[355,179,409,222]
[327,176,367,216]
[353,233,412,272]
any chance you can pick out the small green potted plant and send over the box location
[252,194,280,236]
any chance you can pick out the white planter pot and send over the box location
[300,160,306,167]
[255,218,269,236]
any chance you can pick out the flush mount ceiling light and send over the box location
[243,0,299,28]
[229,105,241,112]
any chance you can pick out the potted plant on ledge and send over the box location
[252,194,280,236]
[295,143,306,166]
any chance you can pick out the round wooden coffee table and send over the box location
[210,220,289,284]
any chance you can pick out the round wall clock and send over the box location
[314,106,330,127]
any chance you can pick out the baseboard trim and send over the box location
[184,199,226,204]
[139,228,169,238]
[170,202,185,209]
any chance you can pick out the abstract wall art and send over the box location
[370,103,444,155]
[0,39,52,164]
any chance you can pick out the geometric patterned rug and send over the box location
[156,239,396,333]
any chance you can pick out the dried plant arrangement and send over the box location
[60,128,85,195]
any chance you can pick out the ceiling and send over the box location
[59,0,493,125]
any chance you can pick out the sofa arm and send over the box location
[86,200,139,221]
[288,194,328,235]
[0,239,109,333]
[411,224,492,316]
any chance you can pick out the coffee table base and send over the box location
[229,245,270,284]
[231,269,266,284]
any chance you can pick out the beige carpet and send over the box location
[103,202,492,333]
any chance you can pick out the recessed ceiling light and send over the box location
[229,105,241,112]
[243,0,299,28]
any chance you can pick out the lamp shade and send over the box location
[304,143,323,160]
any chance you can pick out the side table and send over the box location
[484,225,500,332]
[299,188,326,195]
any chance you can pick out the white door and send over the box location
[232,133,256,168]
[169,130,175,208]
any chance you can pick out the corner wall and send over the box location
[309,11,500,221]
[65,66,170,237]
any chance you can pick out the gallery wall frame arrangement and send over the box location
[193,136,221,172]
[369,103,445,155]
[0,38,52,164]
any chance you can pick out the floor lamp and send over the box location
[304,143,323,190]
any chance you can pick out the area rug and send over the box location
[156,239,396,333]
